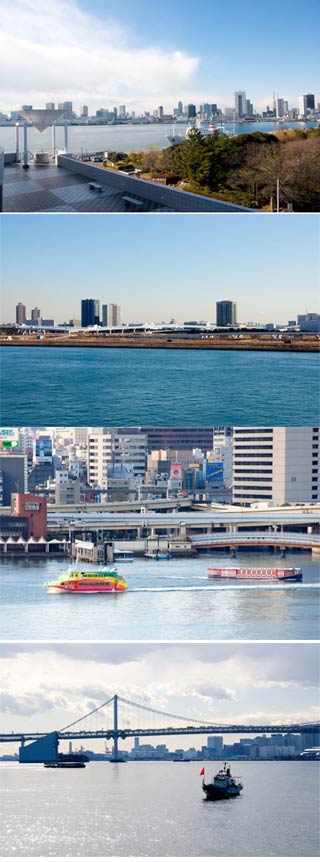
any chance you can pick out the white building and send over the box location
[102,304,121,327]
[87,429,113,489]
[232,427,319,504]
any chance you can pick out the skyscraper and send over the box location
[187,104,196,119]
[102,304,121,327]
[234,91,246,117]
[81,299,100,327]
[216,301,237,327]
[31,307,41,324]
[16,303,26,325]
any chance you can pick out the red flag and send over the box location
[200,767,205,776]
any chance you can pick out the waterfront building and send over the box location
[102,304,121,326]
[232,427,319,504]
[81,298,100,327]
[16,303,26,325]
[45,102,55,110]
[119,105,126,118]
[11,492,47,539]
[276,98,285,118]
[299,94,315,115]
[297,313,320,332]
[216,300,237,327]
[80,105,88,117]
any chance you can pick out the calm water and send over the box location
[0,553,318,640]
[1,347,319,426]
[1,121,318,154]
[0,761,319,856]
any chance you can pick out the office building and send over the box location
[16,303,26,325]
[34,436,53,464]
[297,313,320,332]
[299,94,315,115]
[80,105,88,117]
[141,427,214,452]
[45,102,55,110]
[187,104,196,119]
[0,455,28,505]
[232,427,319,504]
[276,98,285,118]
[87,429,113,488]
[113,433,147,478]
[119,105,126,118]
[55,473,81,506]
[62,101,73,120]
[235,91,246,116]
[81,299,100,327]
[216,300,237,327]
[102,304,121,327]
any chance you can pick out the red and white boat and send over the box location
[207,566,302,581]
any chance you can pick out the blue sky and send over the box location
[0,644,318,751]
[0,0,319,112]
[1,214,319,324]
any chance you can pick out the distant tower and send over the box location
[16,303,26,325]
[216,300,237,327]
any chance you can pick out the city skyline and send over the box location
[0,0,319,113]
[0,643,318,749]
[2,215,319,324]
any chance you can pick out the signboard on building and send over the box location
[0,428,19,450]
[35,437,52,462]
[170,463,183,481]
[206,461,224,483]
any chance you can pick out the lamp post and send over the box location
[22,123,29,170]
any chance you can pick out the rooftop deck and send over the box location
[2,161,173,213]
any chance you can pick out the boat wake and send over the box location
[129,583,320,593]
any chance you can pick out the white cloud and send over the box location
[0,0,200,112]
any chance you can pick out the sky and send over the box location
[1,214,319,325]
[0,643,318,752]
[0,0,319,114]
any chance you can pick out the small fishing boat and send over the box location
[202,764,243,800]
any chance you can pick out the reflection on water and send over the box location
[0,761,319,857]
[0,552,318,640]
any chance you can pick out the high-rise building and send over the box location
[16,303,26,325]
[216,301,237,327]
[87,429,113,488]
[232,427,320,504]
[81,299,100,327]
[0,455,28,505]
[276,98,285,118]
[102,304,121,327]
[119,105,126,118]
[31,307,41,324]
[187,104,196,119]
[62,101,73,120]
[80,105,88,117]
[178,101,183,114]
[235,91,247,116]
[298,313,320,332]
[299,94,315,115]
[46,102,55,110]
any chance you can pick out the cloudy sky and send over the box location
[0,0,319,114]
[1,215,319,325]
[0,643,318,751]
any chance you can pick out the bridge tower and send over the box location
[111,694,122,762]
